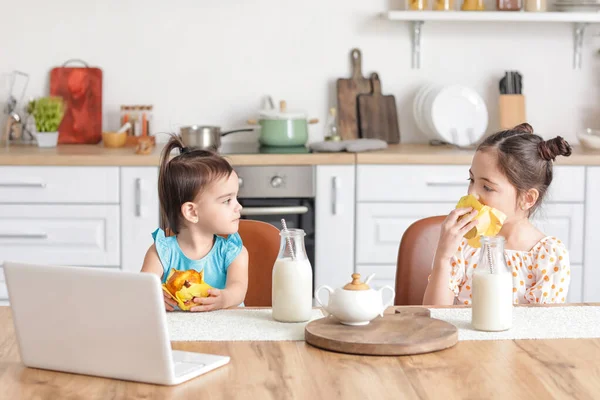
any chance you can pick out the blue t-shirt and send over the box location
[151,228,243,290]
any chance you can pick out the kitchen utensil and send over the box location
[357,73,400,144]
[179,125,253,150]
[305,307,458,356]
[336,48,372,140]
[247,100,318,147]
[315,273,395,326]
[499,95,526,130]
[577,128,600,149]
[50,59,103,144]
[102,131,127,148]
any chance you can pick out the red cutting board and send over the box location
[50,60,103,144]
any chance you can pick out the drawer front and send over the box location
[0,166,119,204]
[357,165,584,203]
[356,202,454,264]
[0,205,120,266]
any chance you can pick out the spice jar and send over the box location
[497,0,522,10]
[462,0,485,10]
[433,0,455,10]
[407,0,429,10]
[524,0,546,11]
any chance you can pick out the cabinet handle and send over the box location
[241,206,308,216]
[426,182,467,187]
[135,178,142,217]
[0,182,46,188]
[0,233,48,239]
[331,176,340,215]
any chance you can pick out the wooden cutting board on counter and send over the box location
[357,73,400,144]
[336,49,372,140]
[50,59,103,144]
[305,307,457,356]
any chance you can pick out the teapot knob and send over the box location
[343,273,370,291]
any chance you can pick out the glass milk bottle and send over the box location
[272,228,313,322]
[471,236,513,331]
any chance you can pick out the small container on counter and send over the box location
[524,0,546,11]
[120,104,153,137]
[497,0,522,10]
[407,0,429,10]
[433,0,455,11]
[461,0,485,10]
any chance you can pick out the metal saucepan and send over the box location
[180,125,254,150]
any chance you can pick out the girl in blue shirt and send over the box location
[141,134,248,312]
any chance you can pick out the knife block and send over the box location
[499,95,526,131]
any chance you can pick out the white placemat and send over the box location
[167,309,324,341]
[429,306,600,341]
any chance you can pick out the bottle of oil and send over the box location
[324,107,341,142]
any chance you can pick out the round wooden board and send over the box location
[305,307,458,356]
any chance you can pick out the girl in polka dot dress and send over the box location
[423,123,572,306]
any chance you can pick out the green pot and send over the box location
[249,101,318,147]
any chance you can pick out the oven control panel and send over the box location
[234,166,315,199]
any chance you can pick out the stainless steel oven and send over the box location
[235,166,315,281]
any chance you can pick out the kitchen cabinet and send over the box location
[355,165,587,303]
[584,167,600,302]
[120,167,159,273]
[315,165,356,290]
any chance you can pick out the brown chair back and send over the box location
[394,216,445,305]
[237,219,280,306]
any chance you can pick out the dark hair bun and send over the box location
[538,136,572,161]
[513,123,534,134]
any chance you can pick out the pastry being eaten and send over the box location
[162,269,213,311]
[456,194,507,248]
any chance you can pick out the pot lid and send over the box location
[259,100,307,120]
[343,273,370,291]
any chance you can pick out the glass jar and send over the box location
[433,0,455,10]
[461,0,485,10]
[471,236,513,332]
[407,0,429,10]
[524,0,546,11]
[272,228,313,323]
[497,0,522,10]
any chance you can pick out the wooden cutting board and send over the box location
[305,307,457,356]
[336,49,372,140]
[357,73,400,144]
[50,59,103,144]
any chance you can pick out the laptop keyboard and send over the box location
[173,361,206,377]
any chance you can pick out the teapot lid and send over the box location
[343,273,370,291]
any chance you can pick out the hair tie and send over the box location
[180,146,190,154]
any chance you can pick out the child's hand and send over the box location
[436,207,479,261]
[163,291,178,312]
[190,289,226,312]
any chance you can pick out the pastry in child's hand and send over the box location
[162,269,213,311]
[456,194,507,248]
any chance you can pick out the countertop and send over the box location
[1,143,599,166]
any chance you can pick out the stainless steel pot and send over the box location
[180,125,253,150]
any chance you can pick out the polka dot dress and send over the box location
[438,237,570,305]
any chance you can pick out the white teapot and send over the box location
[315,273,395,326]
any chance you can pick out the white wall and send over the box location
[1,0,599,145]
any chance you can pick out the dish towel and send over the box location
[167,309,324,341]
[429,306,600,341]
[309,139,388,153]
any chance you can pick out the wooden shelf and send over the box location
[384,11,600,69]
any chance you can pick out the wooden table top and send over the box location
[1,305,599,399]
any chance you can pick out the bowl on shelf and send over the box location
[102,131,127,148]
[577,128,600,150]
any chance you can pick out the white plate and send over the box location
[429,85,488,147]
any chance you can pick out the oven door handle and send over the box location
[240,206,309,216]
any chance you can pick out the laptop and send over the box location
[3,261,230,386]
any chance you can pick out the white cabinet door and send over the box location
[584,167,600,302]
[356,202,454,265]
[315,165,355,290]
[0,205,120,266]
[120,167,159,273]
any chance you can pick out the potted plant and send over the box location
[27,96,66,147]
